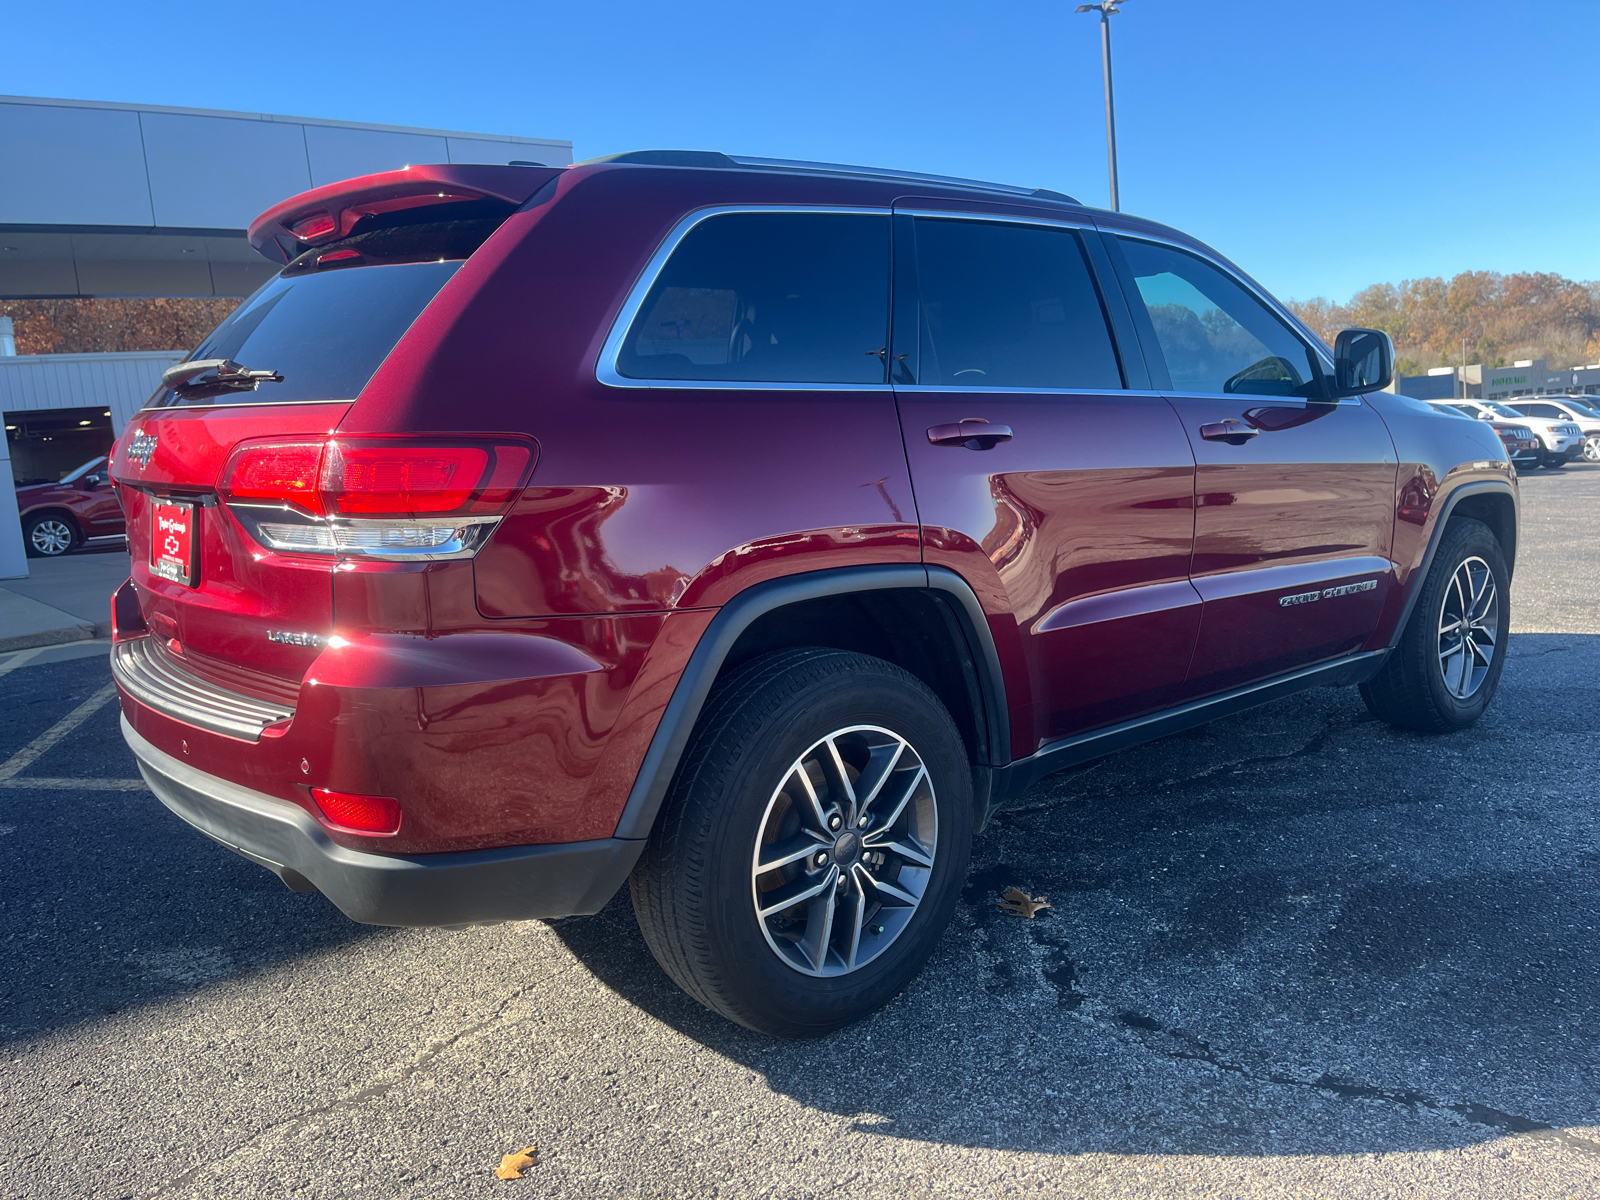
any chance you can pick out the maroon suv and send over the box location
[17,456,124,556]
[109,154,1517,1036]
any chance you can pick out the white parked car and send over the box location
[1446,400,1584,468]
[1509,397,1600,464]
[1428,404,1540,469]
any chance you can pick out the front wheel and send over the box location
[1583,435,1600,464]
[1360,517,1509,733]
[630,648,974,1037]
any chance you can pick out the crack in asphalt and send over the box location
[1105,1005,1600,1158]
[958,880,1600,1161]
[139,983,545,1198]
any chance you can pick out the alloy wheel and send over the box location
[1584,435,1600,463]
[1438,556,1499,700]
[751,725,937,978]
[29,519,73,556]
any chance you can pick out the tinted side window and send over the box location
[911,218,1122,390]
[617,212,889,385]
[1118,238,1319,398]
[1515,403,1558,417]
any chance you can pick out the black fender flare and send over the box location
[1384,479,1519,652]
[611,564,1010,841]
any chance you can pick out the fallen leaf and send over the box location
[494,1146,539,1180]
[998,886,1051,918]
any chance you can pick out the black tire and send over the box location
[630,648,974,1037]
[1360,517,1509,733]
[1538,449,1565,468]
[23,512,79,557]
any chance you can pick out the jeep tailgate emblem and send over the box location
[126,429,157,469]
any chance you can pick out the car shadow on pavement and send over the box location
[0,656,379,1046]
[552,632,1600,1158]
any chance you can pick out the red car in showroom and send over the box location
[108,155,1517,1036]
[16,456,124,556]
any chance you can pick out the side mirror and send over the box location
[1330,327,1394,398]
[81,474,103,488]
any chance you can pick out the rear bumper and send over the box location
[122,715,643,927]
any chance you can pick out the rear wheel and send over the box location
[24,514,77,557]
[630,648,973,1037]
[1360,517,1509,733]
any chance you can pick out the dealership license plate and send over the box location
[150,499,198,587]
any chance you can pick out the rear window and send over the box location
[146,261,460,407]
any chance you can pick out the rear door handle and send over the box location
[928,419,1013,451]
[1199,419,1259,446]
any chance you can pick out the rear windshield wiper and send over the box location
[161,358,284,400]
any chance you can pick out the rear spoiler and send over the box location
[248,164,564,265]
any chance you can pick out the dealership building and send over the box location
[0,93,571,576]
[1397,358,1600,402]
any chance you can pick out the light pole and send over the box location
[1075,0,1130,211]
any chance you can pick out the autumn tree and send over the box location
[1288,271,1600,376]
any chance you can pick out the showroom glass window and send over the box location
[1117,238,1321,398]
[616,212,890,385]
[909,218,1123,390]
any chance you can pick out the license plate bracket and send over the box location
[150,498,199,587]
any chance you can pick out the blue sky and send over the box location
[7,0,1598,303]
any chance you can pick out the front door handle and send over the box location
[928,419,1014,451]
[1199,419,1259,446]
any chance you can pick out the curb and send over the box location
[0,622,100,654]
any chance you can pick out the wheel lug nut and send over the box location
[829,815,841,830]
[858,816,868,827]
[815,853,828,866]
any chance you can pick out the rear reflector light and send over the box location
[312,788,401,835]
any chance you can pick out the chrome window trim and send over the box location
[595,205,894,392]
[893,207,1096,232]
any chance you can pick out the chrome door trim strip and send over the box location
[1189,555,1395,604]
[595,204,893,392]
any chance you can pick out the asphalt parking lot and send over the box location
[3,465,1598,1200]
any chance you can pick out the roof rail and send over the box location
[574,150,1080,205]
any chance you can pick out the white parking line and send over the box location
[0,683,119,783]
[0,647,46,678]
[0,776,147,791]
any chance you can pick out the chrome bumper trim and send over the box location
[111,637,294,742]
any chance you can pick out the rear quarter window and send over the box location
[615,211,890,386]
[147,261,460,407]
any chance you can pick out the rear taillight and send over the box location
[218,436,536,561]
[311,788,401,836]
[220,442,327,515]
